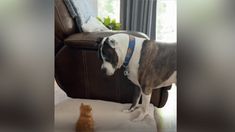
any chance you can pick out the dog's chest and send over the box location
[126,38,144,87]
[127,68,140,87]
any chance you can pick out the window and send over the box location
[97,0,120,22]
[156,0,176,42]
[97,0,176,42]
[156,1,176,131]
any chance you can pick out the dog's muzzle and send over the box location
[101,67,107,74]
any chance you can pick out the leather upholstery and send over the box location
[55,0,171,108]
[55,44,165,105]
[64,31,149,49]
[55,0,76,40]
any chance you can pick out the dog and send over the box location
[97,33,176,121]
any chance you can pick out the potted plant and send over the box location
[97,16,121,30]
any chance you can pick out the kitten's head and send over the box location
[80,103,92,116]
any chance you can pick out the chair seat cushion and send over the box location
[55,98,157,132]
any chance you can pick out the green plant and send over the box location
[97,16,121,30]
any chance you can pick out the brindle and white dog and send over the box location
[97,33,176,121]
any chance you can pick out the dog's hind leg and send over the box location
[123,86,141,113]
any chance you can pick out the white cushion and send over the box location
[70,0,96,24]
[55,98,157,132]
[82,16,110,32]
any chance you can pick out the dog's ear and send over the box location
[97,40,102,60]
[97,46,102,60]
[96,37,103,60]
[96,37,103,44]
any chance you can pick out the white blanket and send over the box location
[55,99,157,132]
[54,81,157,132]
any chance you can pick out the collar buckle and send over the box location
[124,68,129,76]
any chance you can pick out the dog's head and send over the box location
[97,36,119,76]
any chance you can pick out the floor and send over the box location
[155,84,177,132]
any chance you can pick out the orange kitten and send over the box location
[76,103,94,132]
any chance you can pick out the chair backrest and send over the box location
[55,0,76,40]
[54,0,170,108]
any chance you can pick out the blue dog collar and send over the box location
[123,35,135,68]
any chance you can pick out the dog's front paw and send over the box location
[132,112,148,122]
[122,109,132,113]
[122,107,135,113]
[122,106,140,113]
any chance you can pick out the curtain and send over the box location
[120,0,157,39]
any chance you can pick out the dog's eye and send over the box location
[110,39,115,43]
[105,57,111,62]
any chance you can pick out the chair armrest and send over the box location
[64,31,149,49]
[158,85,172,108]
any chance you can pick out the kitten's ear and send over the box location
[89,106,92,110]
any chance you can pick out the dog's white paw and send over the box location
[122,109,132,113]
[122,107,135,113]
[131,107,148,122]
[132,112,148,122]
[122,106,140,113]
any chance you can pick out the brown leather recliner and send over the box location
[55,0,171,108]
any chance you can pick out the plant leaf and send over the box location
[111,19,116,24]
[114,23,121,30]
[104,16,111,26]
[96,16,102,22]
